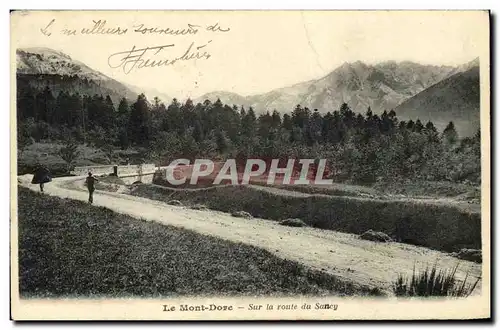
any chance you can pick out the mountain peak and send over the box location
[338,60,367,68]
[334,61,369,75]
[16,47,140,104]
[17,47,72,60]
[467,57,480,68]
[16,47,111,81]
[446,57,480,77]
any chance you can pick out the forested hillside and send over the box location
[17,85,481,185]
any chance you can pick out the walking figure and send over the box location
[85,171,99,204]
[31,163,51,193]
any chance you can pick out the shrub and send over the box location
[451,249,482,263]
[58,142,80,173]
[359,230,392,242]
[279,218,308,227]
[393,263,480,297]
[231,211,253,219]
[167,200,183,206]
[191,204,209,211]
[94,182,120,192]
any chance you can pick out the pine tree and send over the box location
[17,84,35,121]
[406,120,415,131]
[117,97,130,149]
[339,103,354,128]
[414,119,424,133]
[35,86,55,123]
[164,98,183,133]
[321,112,335,143]
[101,95,116,130]
[241,107,257,139]
[271,110,281,129]
[308,109,323,144]
[258,111,273,140]
[128,94,151,146]
[69,93,84,132]
[366,106,373,120]
[282,113,292,131]
[442,121,458,145]
[424,121,439,142]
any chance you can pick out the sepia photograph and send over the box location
[9,10,491,320]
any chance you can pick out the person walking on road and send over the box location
[85,171,99,204]
[31,163,51,193]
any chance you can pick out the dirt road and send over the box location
[17,175,482,295]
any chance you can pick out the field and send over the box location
[17,187,380,298]
[128,183,481,253]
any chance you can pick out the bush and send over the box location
[231,211,253,219]
[451,249,482,263]
[359,230,392,242]
[279,218,308,227]
[393,263,480,297]
[191,204,209,211]
[94,182,120,192]
[167,200,183,206]
[59,142,80,173]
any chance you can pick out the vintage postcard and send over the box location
[10,10,490,320]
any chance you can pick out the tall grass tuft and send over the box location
[393,262,480,297]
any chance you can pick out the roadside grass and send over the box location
[17,187,380,298]
[130,184,481,253]
[373,180,479,199]
[252,181,385,199]
[393,263,480,297]
[94,176,127,192]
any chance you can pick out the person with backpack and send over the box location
[85,171,99,204]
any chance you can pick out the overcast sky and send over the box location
[12,10,487,99]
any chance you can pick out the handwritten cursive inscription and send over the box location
[133,23,200,36]
[39,19,230,37]
[81,20,128,35]
[40,19,55,36]
[108,41,212,74]
[206,22,230,32]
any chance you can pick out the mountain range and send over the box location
[195,61,456,114]
[16,47,480,136]
[193,59,480,136]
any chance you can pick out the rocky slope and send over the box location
[16,47,138,104]
[394,62,480,137]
